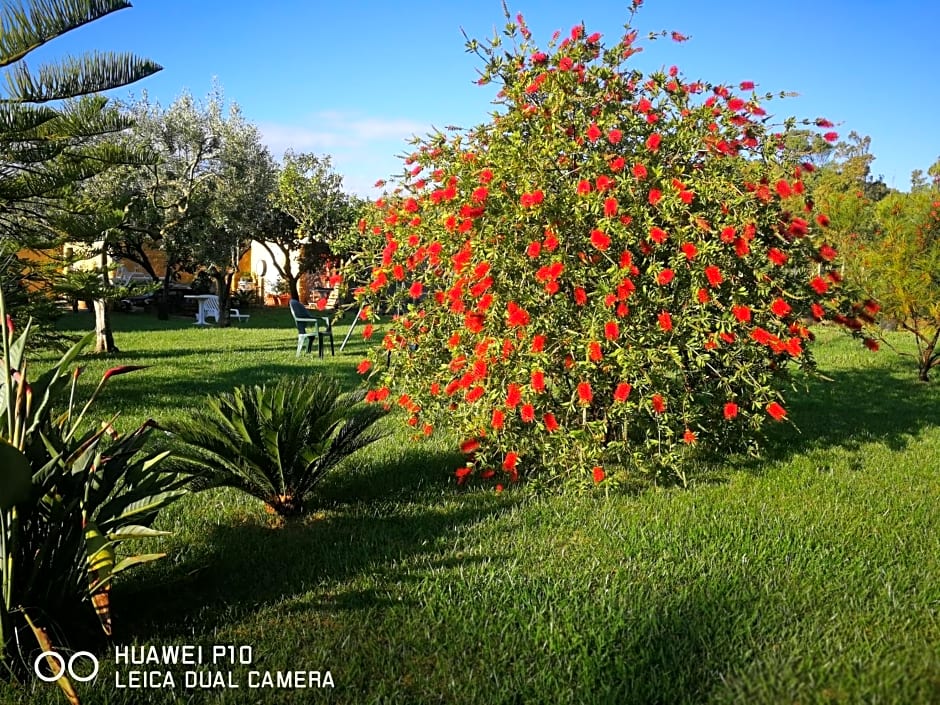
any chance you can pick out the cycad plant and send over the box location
[166,375,388,517]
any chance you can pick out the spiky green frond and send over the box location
[0,101,56,136]
[0,0,131,67]
[166,375,390,517]
[3,51,161,102]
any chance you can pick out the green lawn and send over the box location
[3,308,939,704]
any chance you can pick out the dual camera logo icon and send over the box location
[33,651,99,683]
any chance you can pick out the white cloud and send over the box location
[259,112,434,198]
[259,112,430,156]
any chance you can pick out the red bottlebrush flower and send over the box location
[734,238,750,258]
[588,341,603,361]
[823,131,839,143]
[864,338,879,351]
[619,250,632,269]
[466,386,485,402]
[720,331,736,344]
[357,360,372,374]
[720,226,736,243]
[809,276,829,294]
[465,313,485,333]
[651,394,666,413]
[775,179,792,198]
[819,244,838,262]
[786,337,803,357]
[766,402,787,421]
[520,403,536,422]
[650,227,668,244]
[705,265,723,287]
[608,128,622,144]
[723,402,738,420]
[682,428,697,444]
[768,248,787,266]
[531,334,546,352]
[740,81,755,90]
[648,188,662,206]
[543,230,559,251]
[732,305,752,323]
[362,324,374,340]
[750,327,773,345]
[590,229,611,251]
[592,466,606,483]
[531,369,545,392]
[657,269,675,286]
[577,381,593,405]
[658,311,673,331]
[472,186,488,203]
[460,438,480,454]
[586,123,602,142]
[543,412,559,432]
[520,190,544,208]
[505,383,523,408]
[727,97,746,112]
[816,213,830,227]
[613,382,632,403]
[507,301,531,327]
[577,179,592,195]
[503,452,519,471]
[632,163,648,179]
[671,31,688,42]
[863,300,880,315]
[455,466,473,485]
[479,168,494,184]
[646,133,662,152]
[610,156,626,172]
[574,287,588,306]
[697,288,709,304]
[491,408,505,429]
[770,298,792,317]
[636,97,652,113]
[526,241,542,258]
[604,321,620,340]
[678,190,694,204]
[409,281,423,299]
[604,197,618,217]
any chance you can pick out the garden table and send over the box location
[184,294,215,325]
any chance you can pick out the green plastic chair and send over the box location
[289,299,333,358]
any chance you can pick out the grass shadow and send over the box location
[591,582,764,704]
[114,449,511,640]
[766,364,940,456]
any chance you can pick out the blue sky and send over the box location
[41,0,940,196]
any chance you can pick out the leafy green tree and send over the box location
[859,188,940,380]
[192,96,277,325]
[266,151,354,300]
[0,0,161,341]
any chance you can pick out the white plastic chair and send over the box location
[200,295,250,324]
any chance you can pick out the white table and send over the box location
[184,294,215,325]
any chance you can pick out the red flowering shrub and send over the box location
[347,5,875,484]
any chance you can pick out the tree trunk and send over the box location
[213,271,231,327]
[158,271,172,320]
[94,248,118,353]
[287,275,300,302]
[93,299,118,353]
